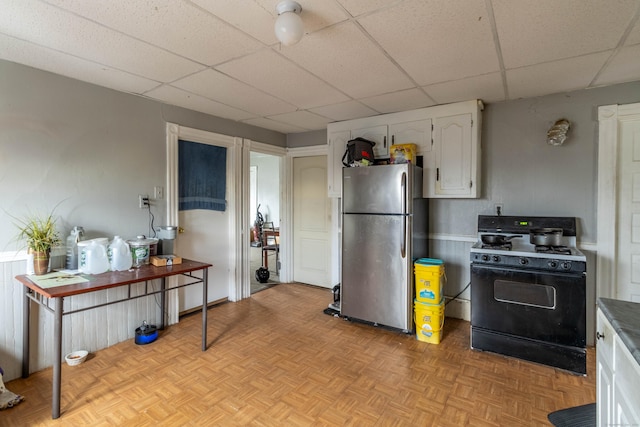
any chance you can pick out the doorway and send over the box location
[597,102,640,302]
[250,151,281,294]
[166,123,243,323]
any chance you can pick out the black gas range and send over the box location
[470,215,587,375]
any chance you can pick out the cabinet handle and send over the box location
[383,136,387,148]
[436,168,440,181]
[596,331,605,340]
[392,135,395,145]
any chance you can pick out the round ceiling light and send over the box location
[274,1,304,46]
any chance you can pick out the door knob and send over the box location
[178,227,185,234]
[596,331,605,340]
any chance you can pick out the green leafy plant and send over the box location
[13,211,61,253]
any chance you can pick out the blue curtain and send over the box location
[178,139,227,211]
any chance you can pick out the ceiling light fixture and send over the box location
[274,1,304,46]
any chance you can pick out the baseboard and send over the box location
[444,297,470,321]
[179,297,228,319]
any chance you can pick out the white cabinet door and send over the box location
[389,118,432,155]
[433,113,474,197]
[390,119,432,196]
[327,130,350,198]
[596,310,614,427]
[352,125,389,159]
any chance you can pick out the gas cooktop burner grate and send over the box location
[481,242,512,250]
[535,245,571,255]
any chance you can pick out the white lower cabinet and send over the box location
[596,308,640,426]
[326,99,482,199]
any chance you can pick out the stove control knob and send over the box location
[481,254,490,261]
[560,261,572,270]
[519,258,528,266]
[548,260,558,269]
[492,255,500,262]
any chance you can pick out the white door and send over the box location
[166,124,240,317]
[616,113,640,301]
[293,156,331,287]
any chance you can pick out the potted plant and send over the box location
[13,210,61,275]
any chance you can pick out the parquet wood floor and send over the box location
[3,283,595,426]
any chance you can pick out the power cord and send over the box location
[445,282,470,306]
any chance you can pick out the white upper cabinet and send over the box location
[433,113,474,197]
[351,125,389,159]
[327,100,482,199]
[389,119,432,153]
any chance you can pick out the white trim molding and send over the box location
[165,123,242,320]
[597,102,640,301]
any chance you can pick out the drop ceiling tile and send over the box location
[309,101,378,122]
[242,117,308,134]
[424,73,505,104]
[493,0,639,69]
[47,0,264,66]
[191,0,277,44]
[626,17,640,45]
[0,0,204,82]
[594,44,640,87]
[216,49,350,109]
[280,21,413,99]
[266,110,330,131]
[0,33,160,94]
[357,0,500,86]
[145,85,256,121]
[171,69,296,116]
[506,52,611,99]
[336,0,404,17]
[359,89,435,113]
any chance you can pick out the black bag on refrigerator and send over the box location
[342,137,376,167]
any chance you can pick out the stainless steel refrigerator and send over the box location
[341,163,428,332]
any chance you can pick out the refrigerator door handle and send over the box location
[401,172,407,258]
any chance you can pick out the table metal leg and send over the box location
[160,277,166,330]
[22,289,30,378]
[52,297,63,419]
[202,267,208,351]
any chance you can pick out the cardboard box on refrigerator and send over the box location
[390,143,417,164]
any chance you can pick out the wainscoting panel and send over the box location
[0,257,162,382]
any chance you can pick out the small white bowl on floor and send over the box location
[65,350,88,366]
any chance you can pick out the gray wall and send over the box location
[0,59,286,248]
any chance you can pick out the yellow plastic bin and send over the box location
[414,258,445,304]
[414,299,445,344]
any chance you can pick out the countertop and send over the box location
[598,297,640,366]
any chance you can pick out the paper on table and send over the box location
[28,272,89,289]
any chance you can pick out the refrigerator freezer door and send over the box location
[343,164,413,215]
[341,213,412,331]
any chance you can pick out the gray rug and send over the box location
[548,403,595,427]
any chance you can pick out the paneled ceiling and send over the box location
[2,0,639,134]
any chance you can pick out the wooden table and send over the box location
[15,259,211,419]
